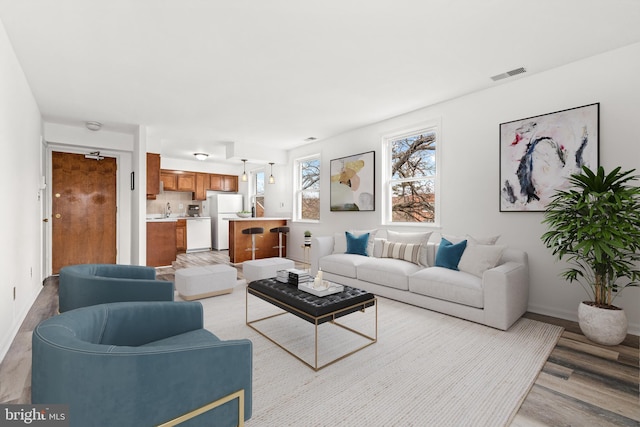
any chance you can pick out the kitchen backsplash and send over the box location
[146,192,202,217]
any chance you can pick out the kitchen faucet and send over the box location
[165,202,172,218]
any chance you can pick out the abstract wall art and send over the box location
[330,151,375,211]
[499,103,599,212]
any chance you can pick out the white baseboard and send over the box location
[0,285,43,364]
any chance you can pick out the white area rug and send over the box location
[195,286,562,427]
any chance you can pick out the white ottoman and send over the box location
[175,265,237,301]
[243,257,295,283]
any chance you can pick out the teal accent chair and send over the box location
[59,264,174,313]
[32,301,253,427]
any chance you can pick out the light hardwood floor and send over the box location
[1,251,638,426]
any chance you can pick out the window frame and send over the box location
[382,120,441,228]
[293,153,321,223]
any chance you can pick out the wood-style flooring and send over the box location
[1,250,638,426]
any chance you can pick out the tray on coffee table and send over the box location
[298,281,344,297]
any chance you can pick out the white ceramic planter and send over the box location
[578,302,628,346]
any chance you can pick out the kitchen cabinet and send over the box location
[146,221,177,267]
[209,174,222,191]
[210,174,238,192]
[176,219,187,253]
[160,171,178,191]
[222,175,238,192]
[146,153,160,199]
[194,173,208,200]
[176,172,196,192]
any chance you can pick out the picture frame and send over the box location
[330,151,375,211]
[499,103,599,212]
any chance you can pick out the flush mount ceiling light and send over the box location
[194,153,209,161]
[85,121,102,131]
[241,159,248,182]
[268,162,275,184]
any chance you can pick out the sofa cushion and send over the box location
[346,231,369,256]
[381,240,420,265]
[458,244,506,278]
[409,267,484,308]
[357,258,421,290]
[319,254,371,278]
[387,230,433,266]
[435,238,467,270]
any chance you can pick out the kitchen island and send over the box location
[227,217,289,263]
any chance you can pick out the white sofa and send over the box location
[310,234,529,330]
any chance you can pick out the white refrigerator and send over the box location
[207,194,244,250]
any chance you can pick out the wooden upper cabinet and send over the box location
[160,170,178,191]
[146,153,161,199]
[194,173,208,200]
[222,175,238,192]
[176,172,196,192]
[209,174,223,191]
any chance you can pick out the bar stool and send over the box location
[270,226,290,258]
[242,227,264,260]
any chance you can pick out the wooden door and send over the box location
[52,152,117,274]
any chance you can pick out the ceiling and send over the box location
[1,0,640,163]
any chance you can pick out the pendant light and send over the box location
[241,159,248,182]
[268,162,275,184]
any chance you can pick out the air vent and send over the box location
[304,137,318,142]
[491,67,527,81]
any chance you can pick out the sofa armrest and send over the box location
[482,261,529,330]
[310,236,334,275]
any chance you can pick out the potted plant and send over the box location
[304,230,312,245]
[541,165,640,345]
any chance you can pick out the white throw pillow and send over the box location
[333,229,378,256]
[458,244,506,278]
[387,230,432,266]
[381,240,421,265]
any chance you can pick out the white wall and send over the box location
[286,42,640,334]
[0,18,43,360]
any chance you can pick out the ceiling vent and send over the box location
[491,67,527,81]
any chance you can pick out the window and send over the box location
[384,125,439,225]
[294,155,320,221]
[252,169,265,217]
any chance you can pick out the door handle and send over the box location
[42,218,49,222]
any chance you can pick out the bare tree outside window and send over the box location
[296,156,320,220]
[389,132,436,223]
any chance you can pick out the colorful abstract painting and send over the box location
[499,103,599,212]
[330,151,375,211]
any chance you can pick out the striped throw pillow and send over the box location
[381,240,420,265]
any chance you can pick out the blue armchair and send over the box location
[32,301,253,427]
[59,264,174,312]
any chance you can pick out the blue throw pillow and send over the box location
[345,231,369,256]
[435,238,467,270]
